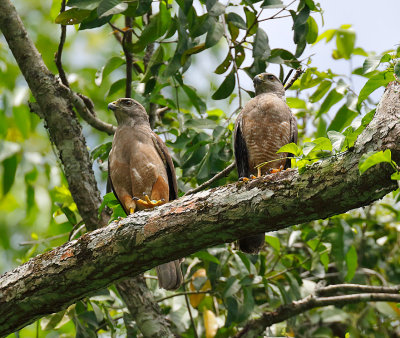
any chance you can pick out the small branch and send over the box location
[19,233,68,246]
[316,284,400,296]
[157,290,211,303]
[54,0,69,87]
[123,16,133,98]
[184,162,236,196]
[284,68,303,90]
[108,22,123,44]
[184,283,199,338]
[69,90,116,135]
[236,292,400,337]
[282,69,294,87]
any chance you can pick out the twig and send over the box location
[316,284,400,296]
[123,16,133,98]
[69,221,86,241]
[282,69,294,86]
[156,290,211,303]
[185,162,236,196]
[184,283,199,338]
[68,90,116,135]
[54,0,69,87]
[284,68,303,90]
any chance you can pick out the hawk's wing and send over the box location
[284,113,298,169]
[151,132,178,201]
[234,112,250,178]
[107,158,129,215]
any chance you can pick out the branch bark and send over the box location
[0,81,399,335]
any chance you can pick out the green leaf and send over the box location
[90,142,112,161]
[306,16,318,44]
[244,7,257,35]
[335,28,355,59]
[106,78,125,98]
[253,28,270,59]
[212,69,236,100]
[185,118,216,130]
[227,13,246,30]
[205,21,224,48]
[2,154,18,196]
[158,1,171,36]
[317,89,343,117]
[309,80,332,103]
[315,28,336,44]
[67,0,101,10]
[214,52,233,74]
[277,143,302,157]
[358,149,392,175]
[13,107,30,139]
[357,72,395,109]
[192,250,220,264]
[345,245,357,282]
[327,131,345,152]
[55,8,91,25]
[97,0,127,17]
[79,10,112,30]
[182,84,207,113]
[327,104,358,132]
[98,192,120,216]
[391,172,400,180]
[261,0,284,8]
[41,310,67,330]
[286,97,306,109]
[209,2,226,17]
[362,55,381,74]
[95,56,125,86]
[265,235,280,252]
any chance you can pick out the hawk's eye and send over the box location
[267,75,275,81]
[123,100,133,106]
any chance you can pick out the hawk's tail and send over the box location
[239,233,265,254]
[156,260,183,290]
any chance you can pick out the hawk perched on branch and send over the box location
[107,98,182,290]
[234,73,298,254]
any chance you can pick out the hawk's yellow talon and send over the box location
[129,208,134,214]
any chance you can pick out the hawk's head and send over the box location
[108,98,149,125]
[253,73,285,97]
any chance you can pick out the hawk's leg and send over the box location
[132,176,169,209]
[133,195,165,208]
[239,174,257,182]
[269,164,284,174]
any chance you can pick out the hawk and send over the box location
[234,73,298,254]
[107,98,182,290]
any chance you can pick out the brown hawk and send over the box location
[234,73,298,254]
[107,98,182,290]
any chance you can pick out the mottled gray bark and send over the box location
[0,81,399,336]
[0,1,173,337]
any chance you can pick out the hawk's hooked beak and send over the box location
[108,102,117,111]
[253,75,262,85]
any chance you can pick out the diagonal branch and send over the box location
[235,292,400,338]
[0,81,399,335]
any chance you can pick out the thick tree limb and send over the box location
[0,81,399,335]
[235,292,400,338]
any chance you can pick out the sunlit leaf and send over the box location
[306,16,318,44]
[358,149,393,175]
[265,235,280,252]
[357,72,395,109]
[362,55,381,74]
[67,0,101,10]
[277,143,302,157]
[309,80,332,103]
[327,130,345,152]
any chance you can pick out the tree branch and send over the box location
[54,0,69,87]
[235,292,400,338]
[0,80,400,335]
